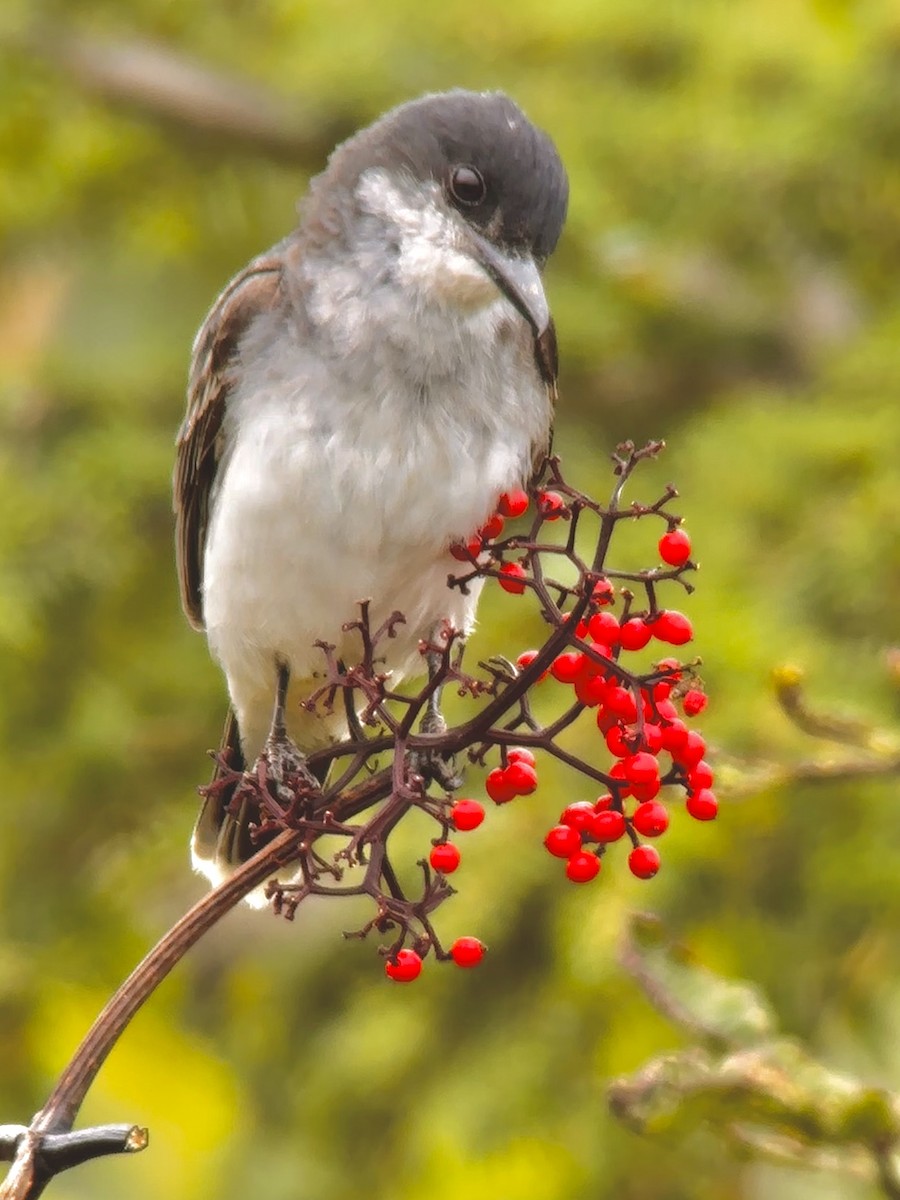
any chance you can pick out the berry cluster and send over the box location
[440,468,715,907]
[384,458,714,978]
[211,443,715,985]
[530,601,717,884]
[538,646,716,885]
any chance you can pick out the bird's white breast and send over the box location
[201,280,549,759]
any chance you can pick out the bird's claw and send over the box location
[259,731,318,804]
[409,743,464,792]
[411,711,463,791]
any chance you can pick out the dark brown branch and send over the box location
[0,1124,148,1200]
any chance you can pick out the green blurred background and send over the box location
[2,1,900,1197]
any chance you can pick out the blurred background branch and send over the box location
[12,27,348,164]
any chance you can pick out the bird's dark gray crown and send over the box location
[306,90,568,264]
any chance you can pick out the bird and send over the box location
[174,88,568,895]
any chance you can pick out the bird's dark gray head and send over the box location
[302,90,568,337]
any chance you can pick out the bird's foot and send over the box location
[410,710,463,792]
[258,730,319,807]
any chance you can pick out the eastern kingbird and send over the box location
[174,89,568,894]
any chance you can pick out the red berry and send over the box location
[630,777,662,803]
[450,936,486,968]
[687,761,714,791]
[623,752,660,786]
[385,949,422,982]
[605,684,638,721]
[505,760,538,795]
[575,672,608,707]
[551,651,585,683]
[583,643,613,675]
[683,688,708,716]
[605,723,631,758]
[429,842,462,873]
[449,535,482,562]
[451,799,485,831]
[566,851,601,882]
[632,800,669,837]
[480,512,505,541]
[544,824,581,857]
[608,760,633,796]
[628,845,661,879]
[641,723,664,755]
[538,490,566,520]
[659,528,692,566]
[498,562,528,594]
[588,611,620,645]
[507,747,537,767]
[660,718,689,754]
[560,801,596,832]
[516,650,548,681]
[498,488,529,519]
[654,679,673,701]
[485,767,517,804]
[596,709,618,736]
[593,793,614,811]
[657,657,684,679]
[591,578,615,605]
[592,809,626,842]
[674,730,706,769]
[686,789,718,821]
[652,610,694,645]
[619,618,652,651]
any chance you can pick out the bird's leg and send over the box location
[270,660,290,744]
[420,647,448,737]
[260,660,318,799]
[410,640,463,792]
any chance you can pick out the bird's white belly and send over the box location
[201,370,541,759]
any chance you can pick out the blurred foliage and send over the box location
[1,1,900,1198]
[611,914,900,1191]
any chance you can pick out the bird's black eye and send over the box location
[449,164,486,207]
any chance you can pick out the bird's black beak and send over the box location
[469,234,550,338]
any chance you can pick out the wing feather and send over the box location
[173,254,284,630]
[532,318,559,475]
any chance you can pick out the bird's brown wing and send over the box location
[532,317,560,475]
[173,251,285,631]
[533,318,559,398]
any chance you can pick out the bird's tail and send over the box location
[190,709,255,880]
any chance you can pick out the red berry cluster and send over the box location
[247,444,713,983]
[511,631,716,884]
[448,488,530,566]
[531,539,716,879]
[485,748,538,803]
[450,488,570,595]
[456,501,710,893]
[538,643,716,883]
